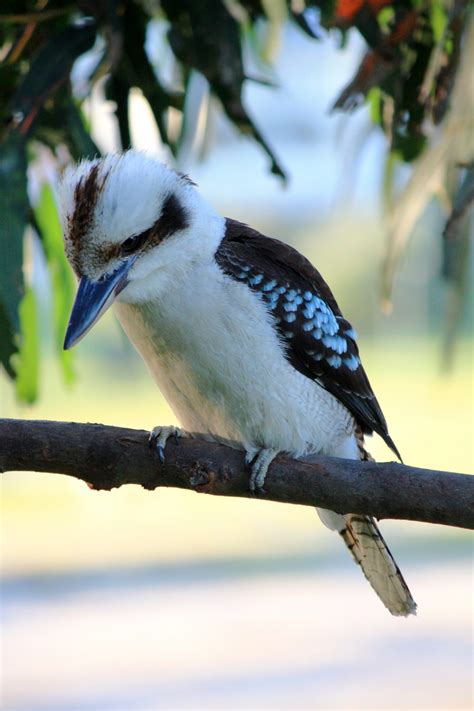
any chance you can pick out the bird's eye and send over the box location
[120,231,149,256]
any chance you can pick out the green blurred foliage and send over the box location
[34,183,76,385]
[13,285,39,403]
[0,0,472,401]
[0,133,27,347]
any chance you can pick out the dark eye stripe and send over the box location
[119,193,189,257]
[120,230,150,255]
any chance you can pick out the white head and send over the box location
[58,151,224,348]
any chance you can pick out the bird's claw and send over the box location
[149,426,183,463]
[247,447,278,494]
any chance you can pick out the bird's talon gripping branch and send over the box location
[149,426,183,463]
[248,447,278,493]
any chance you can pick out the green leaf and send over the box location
[0,132,28,354]
[34,86,99,161]
[11,20,97,139]
[34,183,76,385]
[382,149,400,211]
[430,0,448,44]
[14,286,39,404]
[162,0,286,179]
[105,75,131,150]
[392,131,427,163]
[367,86,381,125]
[116,2,183,153]
[0,299,16,378]
[377,7,395,35]
[64,98,100,160]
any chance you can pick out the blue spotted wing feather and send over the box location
[217,219,401,460]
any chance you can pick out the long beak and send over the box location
[64,258,135,350]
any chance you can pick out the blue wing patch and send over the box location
[215,219,401,460]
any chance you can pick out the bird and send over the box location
[58,150,416,617]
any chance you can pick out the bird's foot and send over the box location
[149,425,183,463]
[246,447,278,493]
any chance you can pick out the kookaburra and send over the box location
[59,150,416,617]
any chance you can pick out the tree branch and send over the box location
[1,419,473,530]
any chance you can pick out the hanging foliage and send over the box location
[0,0,472,400]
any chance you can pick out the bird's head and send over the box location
[58,151,223,349]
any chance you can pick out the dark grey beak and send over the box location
[64,258,135,350]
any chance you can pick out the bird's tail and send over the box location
[338,513,417,616]
[316,434,417,617]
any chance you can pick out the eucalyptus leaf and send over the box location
[106,75,131,150]
[11,20,97,139]
[367,86,381,125]
[118,2,183,153]
[163,0,286,179]
[0,133,28,344]
[34,183,75,385]
[0,300,16,378]
[33,85,99,161]
[14,286,39,404]
[65,99,100,160]
[0,0,471,397]
[430,0,448,43]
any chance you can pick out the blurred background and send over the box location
[1,4,473,710]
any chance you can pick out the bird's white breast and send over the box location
[114,262,356,458]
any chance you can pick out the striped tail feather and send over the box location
[339,513,417,616]
[316,431,416,617]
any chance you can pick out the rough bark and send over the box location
[1,418,473,530]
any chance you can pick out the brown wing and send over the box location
[216,219,401,460]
